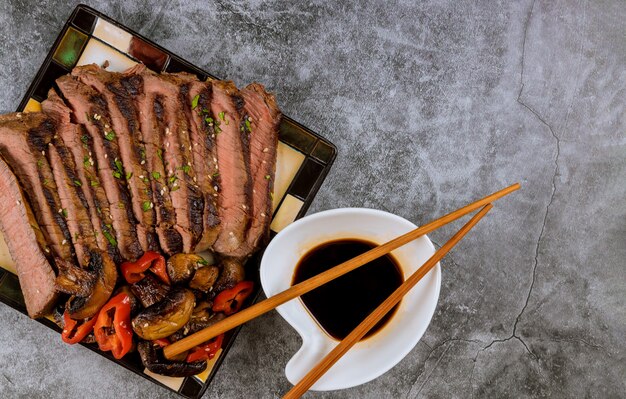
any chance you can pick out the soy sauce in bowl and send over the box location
[292,239,404,341]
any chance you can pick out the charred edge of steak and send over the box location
[82,133,123,264]
[54,141,90,210]
[188,187,204,244]
[120,75,143,97]
[154,96,165,122]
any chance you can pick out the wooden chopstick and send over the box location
[283,204,493,399]
[163,184,519,360]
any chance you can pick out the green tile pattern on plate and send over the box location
[53,27,88,68]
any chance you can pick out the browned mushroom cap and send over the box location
[189,265,219,292]
[64,250,117,319]
[137,340,207,377]
[166,254,206,284]
[131,288,195,340]
[213,258,245,292]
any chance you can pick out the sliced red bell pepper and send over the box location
[94,292,134,359]
[186,334,224,363]
[120,251,169,285]
[212,281,254,315]
[61,311,98,344]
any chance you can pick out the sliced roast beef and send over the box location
[128,66,204,253]
[120,65,183,254]
[41,90,122,264]
[210,80,252,258]
[56,75,143,261]
[72,65,158,252]
[0,156,57,318]
[0,112,73,261]
[238,83,281,256]
[165,72,220,252]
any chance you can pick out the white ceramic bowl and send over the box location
[260,208,441,391]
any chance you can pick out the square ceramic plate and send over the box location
[0,4,336,398]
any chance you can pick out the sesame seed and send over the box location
[193,177,197,182]
[262,160,267,164]
[213,185,218,191]
[88,151,92,156]
[58,208,63,213]
[41,150,45,156]
[44,248,50,253]
[139,175,144,179]
[229,231,234,236]
[213,157,217,162]
[166,142,170,147]
[62,239,67,245]
[140,160,146,165]
[104,153,108,159]
[150,202,154,209]
[104,124,109,128]
[261,212,266,217]
[168,169,173,175]
[263,147,269,153]
[16,199,21,205]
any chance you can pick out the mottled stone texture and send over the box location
[0,0,624,398]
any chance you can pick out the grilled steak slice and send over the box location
[120,65,183,254]
[238,83,281,255]
[56,75,143,261]
[72,65,158,252]
[166,73,220,252]
[0,156,58,318]
[128,66,204,253]
[41,90,122,264]
[0,112,73,261]
[210,80,252,258]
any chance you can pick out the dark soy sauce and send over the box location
[292,239,404,341]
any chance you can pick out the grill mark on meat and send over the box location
[0,113,73,261]
[238,83,281,256]
[121,66,183,254]
[177,76,221,251]
[210,80,252,257]
[56,75,143,261]
[0,156,57,318]
[42,91,122,263]
[73,65,157,252]
[128,66,204,252]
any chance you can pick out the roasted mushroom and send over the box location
[213,258,245,292]
[189,265,219,292]
[169,312,226,342]
[166,254,206,284]
[131,274,170,308]
[131,289,195,340]
[64,250,117,319]
[138,340,206,377]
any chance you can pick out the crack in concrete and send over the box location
[470,1,562,392]
[513,0,561,341]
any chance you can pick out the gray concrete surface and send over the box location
[0,0,624,397]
